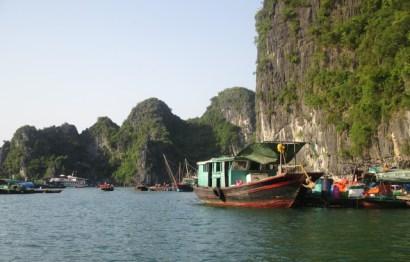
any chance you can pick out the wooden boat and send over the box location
[148,184,174,191]
[194,142,323,208]
[176,181,194,192]
[0,179,35,194]
[0,179,63,194]
[176,159,197,192]
[396,195,410,207]
[361,197,408,208]
[33,189,63,193]
[163,155,196,192]
[135,185,148,191]
[361,168,410,208]
[99,183,114,191]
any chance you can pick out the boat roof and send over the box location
[236,141,306,165]
[197,141,306,165]
[197,156,235,165]
[375,169,410,183]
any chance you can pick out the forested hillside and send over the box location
[0,88,255,184]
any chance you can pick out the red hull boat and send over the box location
[195,172,323,208]
[99,183,114,191]
[194,142,323,208]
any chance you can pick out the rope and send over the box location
[300,165,315,189]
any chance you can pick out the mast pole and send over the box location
[163,154,178,188]
[185,158,190,178]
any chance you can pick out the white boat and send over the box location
[49,173,88,188]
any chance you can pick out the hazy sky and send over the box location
[0,0,261,142]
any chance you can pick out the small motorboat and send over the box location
[99,182,114,191]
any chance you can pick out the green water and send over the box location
[0,188,409,261]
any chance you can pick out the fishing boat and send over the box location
[163,155,196,192]
[0,179,34,194]
[33,188,63,193]
[0,179,62,194]
[194,142,323,208]
[176,177,196,192]
[99,182,114,191]
[135,185,149,191]
[361,168,410,208]
[176,159,197,192]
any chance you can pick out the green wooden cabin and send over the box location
[197,142,306,188]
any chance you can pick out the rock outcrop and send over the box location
[202,87,256,146]
[255,0,410,173]
[0,124,86,180]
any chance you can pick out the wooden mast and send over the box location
[185,158,190,178]
[163,154,178,188]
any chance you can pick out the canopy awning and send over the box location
[235,142,306,165]
[375,169,410,183]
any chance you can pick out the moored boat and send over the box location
[176,176,197,192]
[301,167,410,208]
[49,173,88,188]
[176,181,194,192]
[135,185,148,191]
[194,142,323,208]
[361,168,410,208]
[33,188,63,193]
[99,182,114,191]
[0,179,63,194]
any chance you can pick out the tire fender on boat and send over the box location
[213,187,226,202]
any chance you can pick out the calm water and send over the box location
[0,188,409,262]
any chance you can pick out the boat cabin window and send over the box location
[215,162,222,172]
[232,161,247,171]
[249,161,261,171]
[261,164,275,171]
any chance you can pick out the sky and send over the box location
[0,0,261,142]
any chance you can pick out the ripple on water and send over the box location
[0,189,409,261]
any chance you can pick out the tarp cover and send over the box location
[235,142,306,165]
[376,169,410,183]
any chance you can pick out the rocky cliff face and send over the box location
[84,117,119,156]
[115,97,222,185]
[1,124,87,180]
[81,117,120,182]
[0,141,10,176]
[203,87,256,146]
[114,98,188,185]
[256,0,410,173]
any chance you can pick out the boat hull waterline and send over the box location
[194,172,322,208]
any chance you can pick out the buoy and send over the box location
[277,143,286,154]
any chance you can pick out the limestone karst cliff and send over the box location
[255,0,410,173]
[201,87,256,146]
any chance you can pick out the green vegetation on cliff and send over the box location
[0,90,255,184]
[197,87,256,153]
[113,98,178,184]
[2,124,87,180]
[256,0,410,156]
[255,0,276,71]
[307,0,410,156]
